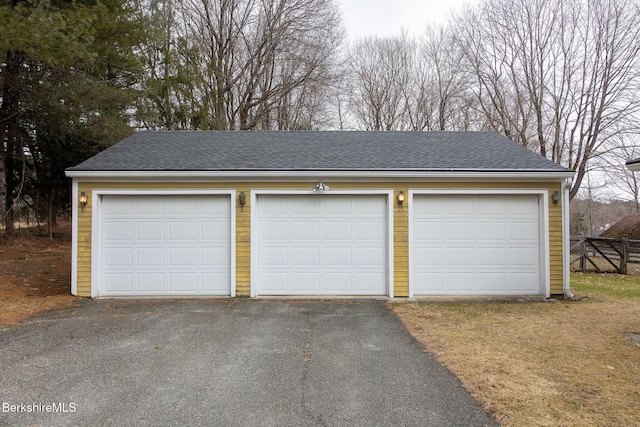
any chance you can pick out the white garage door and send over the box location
[100,195,232,296]
[412,194,542,295]
[256,195,388,296]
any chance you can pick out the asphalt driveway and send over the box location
[0,300,497,426]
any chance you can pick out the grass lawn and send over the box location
[392,274,640,426]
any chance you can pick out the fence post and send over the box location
[580,237,587,273]
[621,235,628,274]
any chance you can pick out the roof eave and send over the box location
[65,169,575,180]
[626,160,640,171]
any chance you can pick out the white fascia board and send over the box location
[65,170,575,181]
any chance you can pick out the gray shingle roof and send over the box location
[67,131,571,173]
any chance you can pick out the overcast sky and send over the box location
[336,0,478,39]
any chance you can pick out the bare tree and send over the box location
[600,134,640,212]
[348,34,416,130]
[172,0,344,130]
[453,0,640,199]
[412,24,475,131]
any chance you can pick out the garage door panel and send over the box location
[260,221,289,241]
[168,221,197,240]
[100,195,231,296]
[413,194,542,296]
[103,273,133,292]
[259,199,287,214]
[415,247,443,265]
[356,273,386,293]
[168,199,197,215]
[356,221,386,240]
[201,198,227,213]
[137,247,164,266]
[293,247,321,265]
[478,247,505,265]
[325,247,352,265]
[259,246,288,265]
[477,222,505,239]
[477,199,504,215]
[104,222,134,241]
[507,222,538,241]
[104,247,133,267]
[136,198,162,214]
[168,272,197,291]
[292,273,320,292]
[509,197,539,214]
[325,222,352,240]
[136,273,165,292]
[201,221,229,240]
[355,196,384,213]
[510,273,539,291]
[293,198,319,214]
[356,246,386,265]
[201,273,231,293]
[169,247,198,266]
[137,222,164,240]
[325,198,351,214]
[477,273,507,291]
[201,247,230,266]
[256,195,387,296]
[448,222,475,240]
[446,273,475,292]
[293,221,320,239]
[325,273,351,292]
[104,198,134,215]
[414,222,443,240]
[414,273,442,293]
[260,273,288,293]
[507,247,538,266]
[447,247,474,266]
[446,198,474,214]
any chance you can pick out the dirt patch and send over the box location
[392,277,640,426]
[0,223,78,327]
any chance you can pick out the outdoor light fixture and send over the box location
[239,191,246,209]
[551,191,560,204]
[397,191,405,208]
[79,192,88,210]
[313,182,329,192]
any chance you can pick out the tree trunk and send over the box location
[48,190,54,240]
[0,49,25,233]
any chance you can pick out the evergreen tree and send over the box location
[0,0,145,235]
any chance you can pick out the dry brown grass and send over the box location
[392,275,640,426]
[0,224,78,327]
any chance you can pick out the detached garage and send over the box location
[66,131,574,299]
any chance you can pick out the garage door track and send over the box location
[0,300,497,426]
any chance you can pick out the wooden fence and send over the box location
[570,236,640,274]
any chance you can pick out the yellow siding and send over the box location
[74,180,566,298]
[235,187,251,297]
[394,190,409,297]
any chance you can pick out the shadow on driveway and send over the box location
[1,300,497,426]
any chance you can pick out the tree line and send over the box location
[1,0,639,234]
